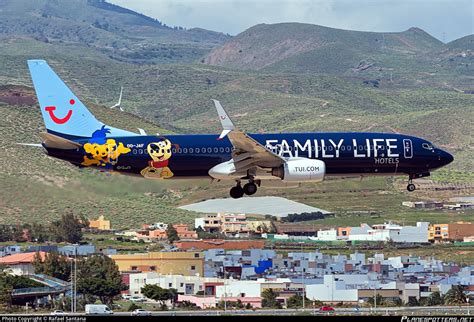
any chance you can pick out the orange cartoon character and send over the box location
[140,139,174,179]
[81,126,131,168]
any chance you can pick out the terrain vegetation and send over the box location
[0,0,472,229]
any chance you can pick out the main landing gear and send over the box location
[229,180,259,199]
[407,177,416,192]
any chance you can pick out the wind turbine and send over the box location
[109,86,123,111]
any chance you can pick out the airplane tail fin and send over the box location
[27,60,136,140]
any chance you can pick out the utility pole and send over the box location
[223,265,227,312]
[70,256,74,314]
[300,242,305,309]
[374,285,377,311]
[74,246,77,313]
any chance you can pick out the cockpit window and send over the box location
[422,143,434,150]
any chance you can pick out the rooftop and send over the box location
[179,196,330,217]
[0,251,46,265]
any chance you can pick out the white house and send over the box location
[311,229,338,241]
[0,252,46,275]
[348,222,429,243]
[128,272,221,296]
[306,275,364,303]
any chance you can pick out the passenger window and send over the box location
[183,148,187,153]
[341,146,345,151]
[225,147,231,153]
[172,148,176,153]
[196,148,200,153]
[189,148,194,153]
[219,147,224,153]
[208,148,212,153]
[347,145,351,151]
[214,148,218,153]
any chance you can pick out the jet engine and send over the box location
[272,158,326,182]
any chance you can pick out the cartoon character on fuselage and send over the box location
[140,139,174,179]
[81,125,130,167]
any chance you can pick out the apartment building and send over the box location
[428,222,474,242]
[110,251,204,276]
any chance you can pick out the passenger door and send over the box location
[403,139,413,159]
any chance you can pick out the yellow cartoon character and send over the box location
[82,139,131,167]
[140,139,174,179]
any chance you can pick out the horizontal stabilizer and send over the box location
[16,143,43,147]
[39,132,82,149]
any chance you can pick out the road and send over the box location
[7,306,473,316]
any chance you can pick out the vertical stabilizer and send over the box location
[27,60,136,139]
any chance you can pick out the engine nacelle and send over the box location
[272,158,325,182]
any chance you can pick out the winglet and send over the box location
[212,99,235,140]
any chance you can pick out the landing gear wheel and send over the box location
[230,185,244,199]
[243,182,257,196]
[407,183,416,192]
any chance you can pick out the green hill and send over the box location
[447,34,474,50]
[202,23,443,72]
[0,0,230,64]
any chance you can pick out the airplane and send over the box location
[26,60,454,199]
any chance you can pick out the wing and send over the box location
[212,99,284,174]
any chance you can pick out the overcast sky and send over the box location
[109,0,473,43]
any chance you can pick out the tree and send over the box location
[367,294,385,307]
[0,265,42,310]
[286,294,309,308]
[49,212,87,243]
[127,302,141,311]
[407,296,419,307]
[141,284,173,308]
[76,255,126,305]
[29,223,49,242]
[33,252,71,281]
[166,224,180,243]
[261,289,281,309]
[426,291,443,306]
[444,285,467,305]
[0,266,13,310]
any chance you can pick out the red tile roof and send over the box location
[0,251,46,265]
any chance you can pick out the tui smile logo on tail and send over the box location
[44,99,75,124]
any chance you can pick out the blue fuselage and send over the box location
[46,132,454,179]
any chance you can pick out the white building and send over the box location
[311,229,338,241]
[306,275,366,303]
[348,222,429,243]
[0,245,22,258]
[128,272,221,296]
[215,278,293,298]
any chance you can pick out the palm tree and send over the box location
[261,289,281,308]
[444,285,467,305]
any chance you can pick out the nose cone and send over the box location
[438,149,454,167]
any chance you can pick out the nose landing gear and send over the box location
[406,176,416,192]
[229,179,259,199]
